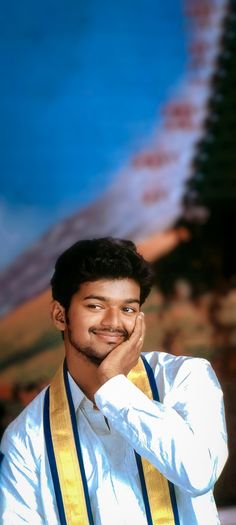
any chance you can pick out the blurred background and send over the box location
[0,0,235,520]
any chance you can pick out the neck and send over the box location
[65,350,103,402]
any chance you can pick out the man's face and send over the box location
[63,278,141,364]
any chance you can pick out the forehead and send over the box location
[76,278,140,301]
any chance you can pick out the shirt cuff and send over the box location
[94,373,153,414]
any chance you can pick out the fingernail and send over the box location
[139,312,144,318]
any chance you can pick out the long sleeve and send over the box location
[94,356,228,496]
[0,428,45,525]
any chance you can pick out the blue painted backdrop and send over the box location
[0,0,186,268]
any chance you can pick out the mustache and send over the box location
[89,326,129,338]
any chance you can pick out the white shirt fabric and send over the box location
[0,351,228,525]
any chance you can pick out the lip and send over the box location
[92,331,124,342]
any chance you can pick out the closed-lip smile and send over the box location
[92,330,125,342]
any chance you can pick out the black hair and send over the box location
[51,237,154,311]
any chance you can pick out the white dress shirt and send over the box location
[0,351,228,525]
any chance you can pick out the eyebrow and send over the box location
[83,294,140,304]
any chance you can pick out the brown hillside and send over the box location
[0,289,63,385]
[0,289,52,347]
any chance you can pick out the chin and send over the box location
[82,345,113,364]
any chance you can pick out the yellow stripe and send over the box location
[50,358,176,524]
[128,359,176,525]
[50,366,90,525]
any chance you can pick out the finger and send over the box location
[140,314,146,342]
[137,314,146,349]
[129,312,144,343]
[127,313,145,351]
[111,312,144,355]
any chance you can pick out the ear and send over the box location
[51,300,66,332]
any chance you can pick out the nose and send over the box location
[100,307,121,328]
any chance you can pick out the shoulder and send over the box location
[142,351,219,399]
[143,349,212,375]
[1,387,48,462]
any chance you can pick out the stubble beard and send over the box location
[67,329,120,365]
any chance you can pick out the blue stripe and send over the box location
[135,451,153,525]
[43,388,67,525]
[0,451,4,465]
[141,354,160,402]
[63,361,94,525]
[141,355,180,525]
[168,481,180,525]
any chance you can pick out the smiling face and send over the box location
[52,278,141,364]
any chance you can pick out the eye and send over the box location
[86,304,103,310]
[122,306,137,314]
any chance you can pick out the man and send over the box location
[0,237,228,524]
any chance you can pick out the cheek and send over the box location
[125,317,137,335]
[69,307,91,324]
